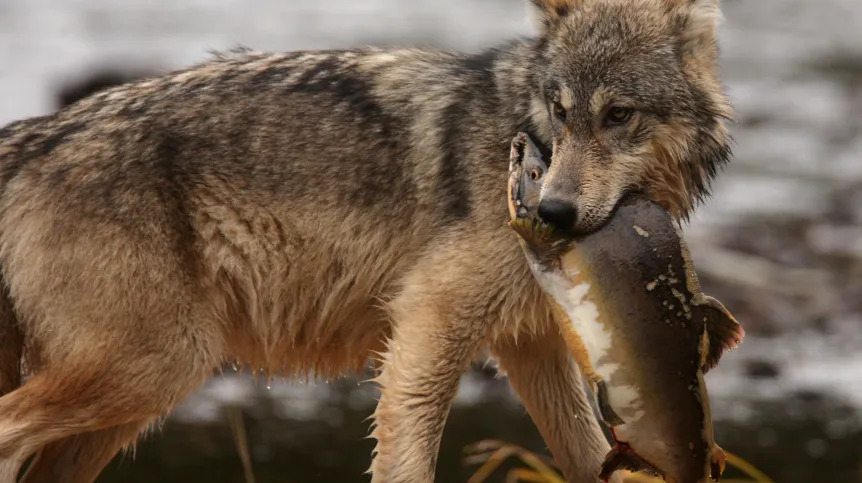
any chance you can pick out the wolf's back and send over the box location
[0,45,517,399]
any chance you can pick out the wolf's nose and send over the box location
[537,199,577,232]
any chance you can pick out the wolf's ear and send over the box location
[527,0,579,32]
[676,0,723,65]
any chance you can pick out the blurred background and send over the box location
[1,0,861,481]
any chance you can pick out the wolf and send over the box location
[0,0,732,481]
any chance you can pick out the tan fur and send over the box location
[20,422,151,483]
[646,136,697,219]
[0,1,732,482]
[0,279,21,397]
[493,326,615,483]
[0,131,608,482]
[530,0,585,26]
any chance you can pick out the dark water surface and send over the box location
[86,371,862,483]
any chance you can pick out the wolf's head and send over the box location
[525,0,732,234]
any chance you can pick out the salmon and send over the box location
[506,133,745,483]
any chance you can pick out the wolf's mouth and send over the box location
[507,133,660,247]
[572,186,647,240]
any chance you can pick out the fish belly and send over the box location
[613,419,666,453]
[529,261,646,424]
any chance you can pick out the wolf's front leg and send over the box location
[368,285,487,483]
[493,327,619,483]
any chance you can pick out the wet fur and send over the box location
[0,1,730,482]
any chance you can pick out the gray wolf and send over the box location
[0,0,731,481]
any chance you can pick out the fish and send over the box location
[506,133,745,483]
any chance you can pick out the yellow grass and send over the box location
[226,406,258,483]
[464,440,776,483]
[226,405,776,483]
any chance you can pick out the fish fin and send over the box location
[508,217,554,245]
[596,380,625,427]
[710,444,727,481]
[599,443,661,482]
[700,296,746,373]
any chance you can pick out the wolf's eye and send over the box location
[604,106,634,126]
[552,102,567,122]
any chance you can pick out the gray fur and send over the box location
[0,1,731,482]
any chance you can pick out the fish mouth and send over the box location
[507,134,656,250]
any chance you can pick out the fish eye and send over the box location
[552,101,567,122]
[604,106,634,127]
[529,168,541,181]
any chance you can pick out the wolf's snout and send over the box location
[537,199,577,232]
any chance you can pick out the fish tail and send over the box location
[599,443,661,482]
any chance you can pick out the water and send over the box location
[2,0,862,481]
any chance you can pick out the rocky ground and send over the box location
[2,0,861,481]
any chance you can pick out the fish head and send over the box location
[507,133,571,269]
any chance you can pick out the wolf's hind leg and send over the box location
[493,327,619,483]
[368,283,489,483]
[19,419,153,483]
[0,345,211,483]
